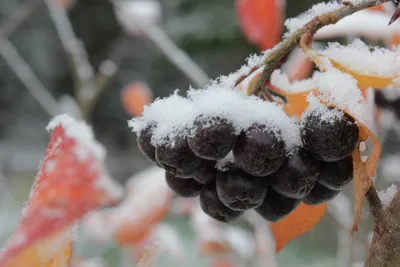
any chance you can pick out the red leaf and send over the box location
[235,0,284,50]
[0,115,123,266]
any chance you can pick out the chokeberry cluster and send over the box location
[129,88,358,223]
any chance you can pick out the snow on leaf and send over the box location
[312,69,369,124]
[0,114,123,267]
[378,184,398,207]
[301,39,400,89]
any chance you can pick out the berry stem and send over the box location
[251,0,391,96]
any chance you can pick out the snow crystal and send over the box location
[284,1,343,37]
[270,69,318,93]
[313,69,369,124]
[302,94,345,125]
[128,90,199,147]
[315,10,400,41]
[378,184,398,207]
[46,114,106,162]
[321,39,400,77]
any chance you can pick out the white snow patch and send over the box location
[270,69,318,93]
[46,114,106,162]
[378,184,398,207]
[302,94,345,125]
[130,87,301,152]
[313,70,369,124]
[321,39,400,77]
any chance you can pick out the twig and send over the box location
[0,0,43,38]
[252,0,391,96]
[0,34,60,116]
[44,0,98,120]
[142,24,210,88]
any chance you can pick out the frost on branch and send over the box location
[378,184,398,207]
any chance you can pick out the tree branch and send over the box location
[0,34,60,116]
[0,0,42,38]
[252,0,391,96]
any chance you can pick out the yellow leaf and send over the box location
[1,229,73,267]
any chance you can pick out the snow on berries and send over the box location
[129,74,358,224]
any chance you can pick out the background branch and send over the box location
[0,34,60,116]
[0,0,42,38]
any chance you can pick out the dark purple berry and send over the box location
[317,156,353,190]
[303,182,340,205]
[255,188,301,222]
[200,184,244,223]
[187,116,237,160]
[270,149,321,199]
[137,124,158,165]
[233,124,285,177]
[301,107,359,162]
[155,137,204,178]
[216,164,268,211]
[194,160,217,185]
[165,171,201,197]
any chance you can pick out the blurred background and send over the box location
[0,0,398,266]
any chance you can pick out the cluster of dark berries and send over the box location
[134,104,358,224]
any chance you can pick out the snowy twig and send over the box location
[0,0,42,38]
[252,0,391,96]
[0,34,60,116]
[44,0,99,120]
[141,24,210,88]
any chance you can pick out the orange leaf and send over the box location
[235,0,283,50]
[121,81,154,117]
[112,167,173,246]
[270,202,327,253]
[0,115,123,266]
